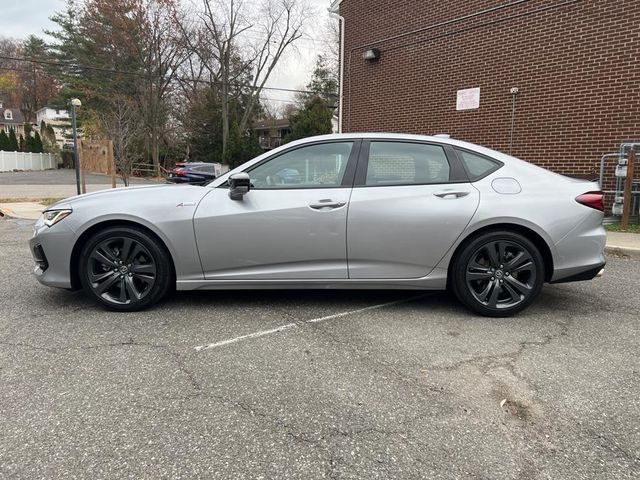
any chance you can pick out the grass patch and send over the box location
[0,197,64,206]
[605,223,640,234]
[40,197,65,206]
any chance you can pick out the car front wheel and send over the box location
[79,226,172,311]
[451,231,545,317]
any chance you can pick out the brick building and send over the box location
[331,0,640,179]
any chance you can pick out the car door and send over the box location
[347,140,479,279]
[194,140,360,280]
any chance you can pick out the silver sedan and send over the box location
[29,134,606,317]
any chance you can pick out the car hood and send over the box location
[48,184,207,210]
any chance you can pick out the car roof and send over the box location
[285,133,516,163]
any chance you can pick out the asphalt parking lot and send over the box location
[0,170,152,186]
[1,217,638,479]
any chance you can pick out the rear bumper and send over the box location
[550,208,606,283]
[549,261,605,284]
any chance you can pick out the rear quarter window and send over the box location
[455,149,502,181]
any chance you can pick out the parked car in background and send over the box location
[166,162,221,185]
[29,133,606,316]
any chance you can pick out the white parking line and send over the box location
[194,294,427,352]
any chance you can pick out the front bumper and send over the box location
[29,219,76,289]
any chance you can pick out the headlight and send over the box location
[43,209,72,227]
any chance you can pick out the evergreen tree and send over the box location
[8,128,19,151]
[224,121,263,168]
[19,134,25,152]
[33,132,44,153]
[286,96,333,143]
[0,130,9,151]
[303,55,339,106]
[23,123,33,152]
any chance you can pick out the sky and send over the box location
[0,0,332,113]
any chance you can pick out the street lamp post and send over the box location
[70,98,82,195]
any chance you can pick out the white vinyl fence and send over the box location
[0,151,59,172]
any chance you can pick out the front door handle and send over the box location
[309,199,346,210]
[433,191,471,199]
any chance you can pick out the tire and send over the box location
[451,230,545,317]
[79,226,173,311]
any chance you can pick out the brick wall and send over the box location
[339,0,640,183]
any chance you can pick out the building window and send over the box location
[4,110,12,120]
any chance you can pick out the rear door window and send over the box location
[365,142,451,186]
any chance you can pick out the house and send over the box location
[0,100,25,137]
[330,0,640,179]
[254,118,291,150]
[36,107,73,149]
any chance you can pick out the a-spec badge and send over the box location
[176,202,196,207]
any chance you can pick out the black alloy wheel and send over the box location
[79,227,172,311]
[452,231,545,317]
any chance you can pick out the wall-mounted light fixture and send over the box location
[362,48,381,62]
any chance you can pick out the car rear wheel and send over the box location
[79,226,172,311]
[451,231,544,317]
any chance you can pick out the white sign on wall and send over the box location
[456,87,481,111]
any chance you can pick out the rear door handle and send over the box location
[309,199,346,210]
[433,191,471,199]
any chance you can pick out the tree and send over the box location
[40,121,59,153]
[298,55,338,106]
[0,130,9,151]
[180,0,310,160]
[24,123,33,152]
[33,132,44,153]
[21,35,59,119]
[8,128,19,151]
[19,134,25,152]
[225,120,262,168]
[0,38,23,107]
[285,96,333,142]
[49,0,185,174]
[98,96,144,185]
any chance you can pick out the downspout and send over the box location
[329,2,345,133]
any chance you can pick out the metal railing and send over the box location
[259,137,285,150]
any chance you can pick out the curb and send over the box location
[605,246,640,260]
[0,206,42,221]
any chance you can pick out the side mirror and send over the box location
[228,172,251,200]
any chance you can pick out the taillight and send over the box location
[575,191,604,212]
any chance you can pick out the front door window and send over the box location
[248,142,354,189]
